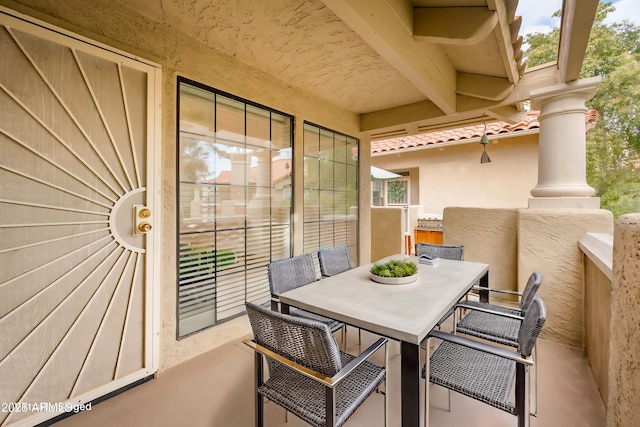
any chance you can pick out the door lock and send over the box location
[134,205,153,235]
[138,222,152,233]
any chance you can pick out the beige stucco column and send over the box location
[529,77,601,209]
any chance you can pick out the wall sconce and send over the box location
[480,121,491,164]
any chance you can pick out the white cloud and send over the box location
[516,0,640,37]
[516,0,562,37]
[606,0,640,25]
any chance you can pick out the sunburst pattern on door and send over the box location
[0,12,158,426]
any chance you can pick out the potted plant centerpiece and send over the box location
[369,258,418,285]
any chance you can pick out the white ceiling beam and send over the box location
[485,105,527,124]
[458,62,559,112]
[360,100,444,133]
[457,73,514,101]
[361,63,559,132]
[320,0,457,114]
[558,0,599,82]
[413,7,498,45]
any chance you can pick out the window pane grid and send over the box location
[302,122,358,261]
[177,79,292,337]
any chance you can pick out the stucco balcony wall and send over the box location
[443,207,614,348]
[371,206,405,261]
[518,209,613,347]
[443,207,519,300]
[580,232,613,406]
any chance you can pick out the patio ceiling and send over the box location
[119,0,598,138]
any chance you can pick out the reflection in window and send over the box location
[372,181,384,206]
[177,78,293,337]
[302,123,358,265]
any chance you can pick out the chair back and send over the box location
[245,302,342,377]
[267,254,317,297]
[415,242,464,260]
[318,246,352,277]
[519,271,542,313]
[517,297,546,357]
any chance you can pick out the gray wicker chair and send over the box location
[424,297,546,427]
[414,242,465,328]
[454,271,543,345]
[267,254,345,336]
[245,303,387,427]
[415,242,464,260]
[453,271,543,415]
[318,246,353,277]
[317,246,361,347]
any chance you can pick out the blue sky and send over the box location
[516,0,640,37]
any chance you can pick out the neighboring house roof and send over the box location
[209,158,292,184]
[371,110,599,154]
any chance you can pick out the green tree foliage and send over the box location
[524,2,640,217]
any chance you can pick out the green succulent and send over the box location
[370,259,417,278]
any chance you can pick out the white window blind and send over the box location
[177,79,293,337]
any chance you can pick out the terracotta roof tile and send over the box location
[372,110,599,154]
[372,110,553,154]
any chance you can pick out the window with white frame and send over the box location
[386,178,410,205]
[371,173,410,206]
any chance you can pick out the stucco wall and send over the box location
[443,207,519,297]
[2,0,361,371]
[371,207,405,262]
[607,213,640,427]
[372,133,539,215]
[518,209,613,347]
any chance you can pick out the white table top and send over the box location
[279,255,489,344]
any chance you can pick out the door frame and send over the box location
[0,6,161,424]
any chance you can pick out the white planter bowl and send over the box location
[370,273,418,285]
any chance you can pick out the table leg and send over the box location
[478,271,489,303]
[401,340,421,427]
[280,302,290,315]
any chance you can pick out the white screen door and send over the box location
[0,9,160,426]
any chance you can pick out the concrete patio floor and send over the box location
[53,326,606,427]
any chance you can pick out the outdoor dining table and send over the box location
[279,254,489,427]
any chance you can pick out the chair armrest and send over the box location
[470,286,522,296]
[455,302,524,320]
[429,330,533,366]
[244,339,333,384]
[331,337,387,385]
[243,337,387,388]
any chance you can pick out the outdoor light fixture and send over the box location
[480,121,491,164]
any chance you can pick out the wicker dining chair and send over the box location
[454,271,543,343]
[415,242,464,261]
[453,271,543,415]
[244,303,387,427]
[414,242,465,328]
[424,297,546,427]
[318,246,353,277]
[267,254,345,338]
[317,246,361,347]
